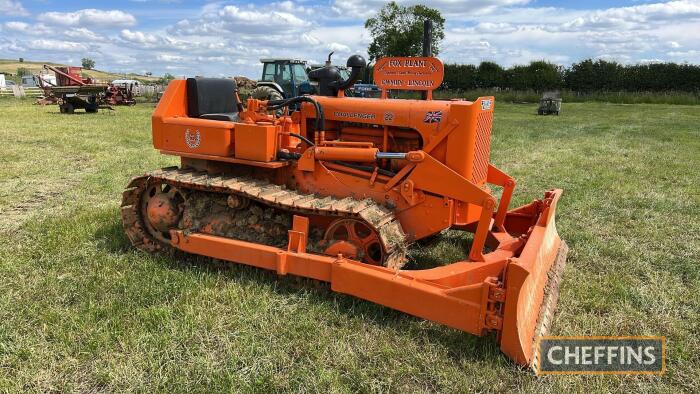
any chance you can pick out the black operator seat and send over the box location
[186,77,240,122]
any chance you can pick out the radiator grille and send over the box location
[471,111,493,184]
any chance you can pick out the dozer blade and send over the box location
[498,189,568,367]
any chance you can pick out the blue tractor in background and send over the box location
[251,54,380,102]
[250,58,314,101]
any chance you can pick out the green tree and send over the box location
[565,59,623,92]
[81,58,95,70]
[476,61,505,88]
[16,67,29,77]
[158,73,175,85]
[442,64,477,90]
[364,1,445,62]
[507,61,563,91]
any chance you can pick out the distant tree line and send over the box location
[440,59,700,93]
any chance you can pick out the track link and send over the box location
[121,167,407,268]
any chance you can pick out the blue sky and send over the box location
[1,0,699,78]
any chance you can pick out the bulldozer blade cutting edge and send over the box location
[530,241,568,373]
[498,189,568,367]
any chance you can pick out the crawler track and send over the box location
[121,167,407,268]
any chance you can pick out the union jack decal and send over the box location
[423,111,443,123]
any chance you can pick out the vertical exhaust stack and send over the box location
[421,20,433,100]
[308,54,366,97]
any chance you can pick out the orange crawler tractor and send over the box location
[121,54,567,367]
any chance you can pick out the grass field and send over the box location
[388,89,700,106]
[0,99,698,392]
[432,89,700,105]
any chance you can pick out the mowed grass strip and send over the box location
[0,99,698,392]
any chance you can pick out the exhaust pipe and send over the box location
[422,19,433,58]
[308,54,367,96]
[331,55,366,91]
[421,20,433,100]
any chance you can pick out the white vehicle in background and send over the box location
[111,79,142,96]
[111,79,141,86]
[37,74,57,86]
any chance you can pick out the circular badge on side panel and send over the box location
[185,129,200,149]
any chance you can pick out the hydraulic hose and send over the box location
[267,96,325,131]
[288,132,315,147]
[277,151,301,161]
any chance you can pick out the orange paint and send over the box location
[234,123,278,162]
[132,59,565,367]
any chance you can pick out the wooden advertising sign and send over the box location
[373,57,444,94]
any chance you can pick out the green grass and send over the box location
[0,100,698,391]
[432,89,700,105]
[386,89,700,105]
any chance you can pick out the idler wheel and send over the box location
[323,219,384,265]
[141,182,185,243]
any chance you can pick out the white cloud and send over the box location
[1,0,28,16]
[667,49,700,62]
[638,58,665,64]
[156,53,185,62]
[120,29,160,45]
[63,28,105,42]
[167,3,310,37]
[5,21,105,42]
[0,0,698,77]
[472,22,519,34]
[301,33,321,46]
[217,4,310,30]
[4,21,32,32]
[274,0,313,14]
[438,1,700,66]
[29,39,90,52]
[555,0,700,32]
[0,37,24,52]
[4,21,58,36]
[327,42,351,53]
[331,0,531,19]
[38,9,136,28]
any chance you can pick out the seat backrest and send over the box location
[186,78,239,118]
